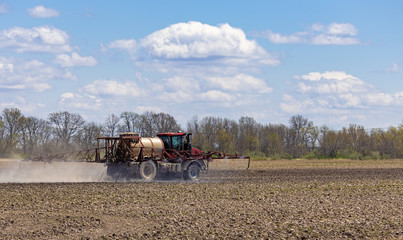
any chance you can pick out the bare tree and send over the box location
[104,114,120,137]
[238,116,259,154]
[318,126,339,158]
[119,111,141,133]
[260,124,287,157]
[20,116,52,156]
[288,115,313,157]
[152,112,181,133]
[48,111,85,150]
[0,115,5,155]
[1,108,24,156]
[76,122,103,149]
[199,116,221,150]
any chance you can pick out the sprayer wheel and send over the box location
[139,160,157,181]
[183,163,201,181]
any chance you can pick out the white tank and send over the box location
[118,133,164,160]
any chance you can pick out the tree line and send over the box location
[1,107,403,160]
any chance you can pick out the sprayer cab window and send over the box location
[171,136,183,150]
[160,136,171,150]
[159,135,183,150]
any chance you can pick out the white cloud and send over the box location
[28,5,59,18]
[135,106,162,113]
[206,74,272,93]
[0,61,13,73]
[163,76,200,92]
[79,22,279,119]
[292,71,370,108]
[158,90,193,103]
[140,21,279,65]
[259,30,306,44]
[0,26,71,53]
[55,52,97,67]
[259,22,361,45]
[326,23,358,36]
[299,71,367,95]
[280,94,314,113]
[108,39,137,51]
[199,90,236,102]
[59,92,102,111]
[282,71,403,116]
[0,2,8,13]
[82,79,141,97]
[0,96,45,114]
[311,34,360,45]
[103,39,138,60]
[386,63,401,72]
[59,84,156,114]
[0,57,75,92]
[301,71,359,82]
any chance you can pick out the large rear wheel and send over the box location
[139,160,157,181]
[183,163,201,181]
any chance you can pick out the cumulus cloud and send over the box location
[140,21,279,65]
[261,30,307,44]
[281,71,403,115]
[82,79,141,97]
[199,90,237,102]
[28,5,59,18]
[207,74,272,93]
[300,71,359,82]
[327,23,358,35]
[280,94,314,113]
[163,76,200,92]
[258,22,361,45]
[0,96,45,115]
[0,26,71,53]
[298,71,368,95]
[60,80,152,113]
[59,92,102,111]
[84,22,278,116]
[0,57,75,92]
[54,52,97,67]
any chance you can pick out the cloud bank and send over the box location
[259,23,361,45]
[282,71,403,114]
[28,5,59,18]
[0,26,71,53]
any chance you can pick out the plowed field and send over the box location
[0,159,402,239]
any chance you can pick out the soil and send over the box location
[0,160,402,239]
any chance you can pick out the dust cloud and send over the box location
[0,158,250,183]
[0,159,108,183]
[208,158,250,171]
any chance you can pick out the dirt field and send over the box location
[0,159,402,239]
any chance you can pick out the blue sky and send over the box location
[0,1,402,129]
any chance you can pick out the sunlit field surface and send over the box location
[0,158,402,239]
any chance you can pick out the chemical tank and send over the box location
[115,132,164,161]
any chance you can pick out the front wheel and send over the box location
[183,163,201,181]
[139,161,157,181]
